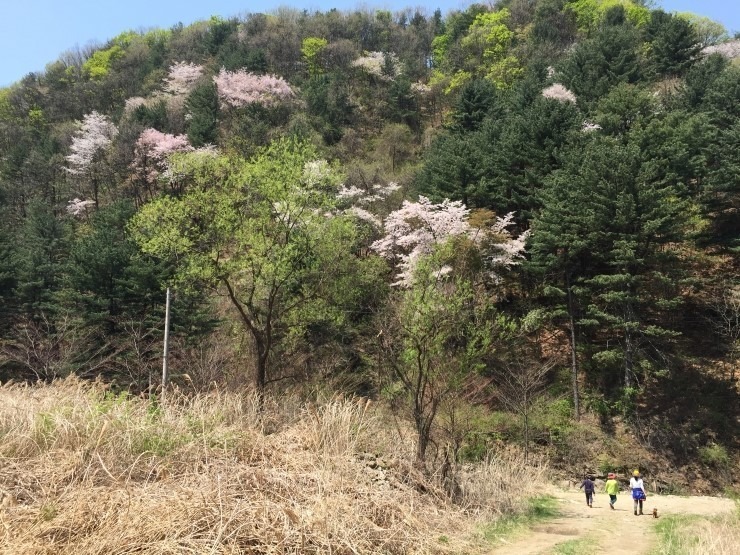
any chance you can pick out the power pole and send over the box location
[162,287,171,400]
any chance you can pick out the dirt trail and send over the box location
[488,488,736,555]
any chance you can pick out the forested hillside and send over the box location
[0,0,738,484]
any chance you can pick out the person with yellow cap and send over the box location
[629,469,646,515]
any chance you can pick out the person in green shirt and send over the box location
[605,472,620,510]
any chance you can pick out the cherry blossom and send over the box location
[66,198,96,217]
[352,52,401,80]
[163,62,205,96]
[371,197,527,286]
[702,39,740,59]
[66,111,117,175]
[542,83,576,104]
[213,68,294,107]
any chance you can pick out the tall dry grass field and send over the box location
[0,378,548,554]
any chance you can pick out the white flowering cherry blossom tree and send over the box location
[65,111,118,206]
[371,195,528,462]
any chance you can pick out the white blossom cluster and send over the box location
[302,160,332,188]
[66,197,96,217]
[65,111,118,175]
[352,52,401,80]
[542,83,577,104]
[163,62,205,96]
[337,182,401,206]
[370,198,527,287]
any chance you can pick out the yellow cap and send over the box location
[633,469,640,476]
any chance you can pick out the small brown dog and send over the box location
[652,508,659,519]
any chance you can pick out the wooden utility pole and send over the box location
[162,287,171,400]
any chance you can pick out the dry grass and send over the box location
[0,377,550,554]
[459,449,548,515]
[654,509,740,555]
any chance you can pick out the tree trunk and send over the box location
[566,272,580,420]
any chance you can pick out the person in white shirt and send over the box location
[630,469,646,515]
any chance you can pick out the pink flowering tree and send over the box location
[213,68,294,108]
[66,111,118,206]
[130,128,192,204]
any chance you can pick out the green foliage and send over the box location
[559,23,642,104]
[482,495,559,541]
[131,100,168,131]
[551,536,593,555]
[301,37,329,76]
[303,73,352,144]
[698,443,731,467]
[647,10,701,77]
[131,139,372,390]
[185,81,219,146]
[12,201,69,319]
[68,201,170,332]
[83,45,124,79]
[565,0,649,32]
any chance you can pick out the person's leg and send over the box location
[639,499,643,515]
[634,498,638,515]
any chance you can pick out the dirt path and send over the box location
[488,488,736,555]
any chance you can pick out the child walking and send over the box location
[579,475,596,507]
[605,472,619,510]
[630,469,647,515]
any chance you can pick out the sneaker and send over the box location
[610,504,615,510]
[634,511,638,515]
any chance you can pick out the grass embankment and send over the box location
[0,377,550,554]
[652,504,740,555]
[480,495,559,543]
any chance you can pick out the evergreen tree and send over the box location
[559,24,642,104]
[648,10,701,77]
[185,81,220,147]
[12,200,69,320]
[531,136,689,401]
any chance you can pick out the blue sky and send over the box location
[1,1,738,87]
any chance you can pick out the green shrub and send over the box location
[699,443,730,467]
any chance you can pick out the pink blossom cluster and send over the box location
[135,129,192,161]
[213,68,294,107]
[66,111,118,175]
[702,39,740,59]
[163,62,205,96]
[133,128,192,185]
[542,83,577,104]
